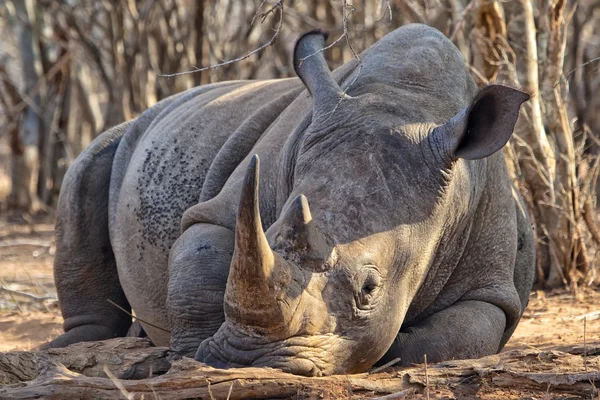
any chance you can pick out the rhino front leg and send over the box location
[379,300,507,366]
[43,122,133,349]
[167,223,234,356]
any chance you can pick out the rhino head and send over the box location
[195,30,529,376]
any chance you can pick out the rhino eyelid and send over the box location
[363,264,383,277]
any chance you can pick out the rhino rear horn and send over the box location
[294,30,345,118]
[274,194,331,271]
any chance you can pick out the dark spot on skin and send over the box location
[197,244,212,252]
[517,234,524,251]
[134,140,209,260]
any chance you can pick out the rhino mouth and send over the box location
[195,322,343,377]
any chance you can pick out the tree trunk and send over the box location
[7,0,43,215]
[505,0,563,286]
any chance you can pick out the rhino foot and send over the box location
[39,324,120,350]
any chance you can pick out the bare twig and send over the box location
[450,0,475,41]
[582,195,600,246]
[299,0,359,65]
[346,374,353,399]
[370,357,402,374]
[424,354,430,400]
[371,388,415,399]
[226,381,234,400]
[103,365,134,400]
[0,286,56,303]
[107,299,171,334]
[581,317,597,397]
[158,1,283,78]
[0,50,71,134]
[250,0,273,26]
[560,56,600,86]
[298,0,363,126]
[0,241,51,248]
[375,0,393,25]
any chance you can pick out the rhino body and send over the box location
[48,24,535,376]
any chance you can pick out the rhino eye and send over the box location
[362,283,377,296]
[357,268,382,309]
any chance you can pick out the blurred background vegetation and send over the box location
[0,0,598,290]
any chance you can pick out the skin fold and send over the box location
[45,24,535,377]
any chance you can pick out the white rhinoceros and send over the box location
[46,24,535,376]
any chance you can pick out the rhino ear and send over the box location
[294,30,345,117]
[433,85,530,160]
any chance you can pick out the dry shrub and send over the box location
[0,0,598,288]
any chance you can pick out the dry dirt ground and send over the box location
[0,216,61,352]
[0,216,599,399]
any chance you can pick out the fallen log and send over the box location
[0,338,170,385]
[0,338,598,399]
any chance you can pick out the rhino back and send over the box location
[108,79,302,344]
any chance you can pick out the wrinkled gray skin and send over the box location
[46,24,535,376]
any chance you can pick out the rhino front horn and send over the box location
[224,155,297,330]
